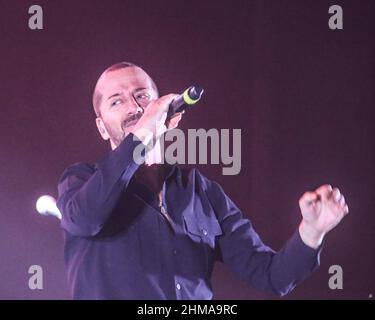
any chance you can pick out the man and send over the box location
[57,61,349,299]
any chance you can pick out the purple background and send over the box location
[0,0,374,299]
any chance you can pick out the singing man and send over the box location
[57,61,349,299]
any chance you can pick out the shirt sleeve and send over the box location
[203,177,322,296]
[56,133,145,237]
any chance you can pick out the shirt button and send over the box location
[176,283,181,290]
[173,249,178,255]
[202,228,208,236]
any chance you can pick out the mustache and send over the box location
[122,112,143,129]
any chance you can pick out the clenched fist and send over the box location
[298,184,349,249]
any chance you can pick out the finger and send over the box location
[315,184,333,200]
[167,113,182,129]
[165,111,182,126]
[299,191,320,207]
[169,111,183,119]
[158,94,179,112]
[331,188,341,202]
[164,93,180,103]
[339,195,345,207]
[344,204,349,215]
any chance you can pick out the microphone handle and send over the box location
[166,86,204,120]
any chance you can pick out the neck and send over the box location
[134,139,166,197]
[136,162,166,198]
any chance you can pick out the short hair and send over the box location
[92,61,158,117]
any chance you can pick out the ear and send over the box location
[95,117,110,140]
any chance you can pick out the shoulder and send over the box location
[58,162,95,184]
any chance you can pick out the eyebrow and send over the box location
[106,88,149,101]
[106,93,121,101]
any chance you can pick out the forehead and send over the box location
[96,66,154,97]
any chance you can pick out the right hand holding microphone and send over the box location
[130,94,183,146]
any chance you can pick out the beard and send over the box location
[101,122,124,147]
[103,112,143,147]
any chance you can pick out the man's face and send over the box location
[94,66,158,148]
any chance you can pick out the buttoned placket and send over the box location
[157,181,183,298]
[158,182,175,234]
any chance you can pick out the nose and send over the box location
[136,105,143,114]
[128,95,144,114]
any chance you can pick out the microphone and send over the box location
[166,86,204,120]
[36,195,62,220]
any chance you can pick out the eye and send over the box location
[111,99,123,107]
[135,93,151,100]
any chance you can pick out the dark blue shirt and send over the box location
[57,133,321,299]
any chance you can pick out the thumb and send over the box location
[159,94,179,113]
[299,191,320,208]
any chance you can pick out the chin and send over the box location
[123,126,135,138]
